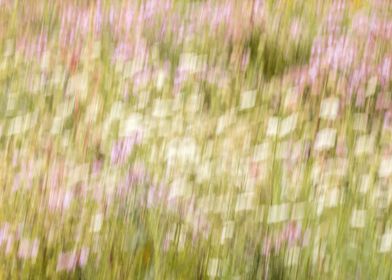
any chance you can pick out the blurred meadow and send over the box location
[0,0,391,278]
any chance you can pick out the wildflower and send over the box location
[383,110,392,130]
[56,250,78,272]
[290,19,302,41]
[92,159,103,175]
[110,136,137,165]
[5,234,13,255]
[18,238,39,260]
[48,190,73,212]
[262,237,272,256]
[78,247,89,267]
[0,223,10,246]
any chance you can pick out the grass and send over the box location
[0,0,391,279]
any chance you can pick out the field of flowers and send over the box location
[0,0,391,278]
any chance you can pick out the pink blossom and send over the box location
[111,136,140,165]
[48,190,73,212]
[0,223,10,246]
[147,184,167,208]
[92,159,103,175]
[376,92,391,111]
[112,43,133,62]
[5,235,13,255]
[384,110,392,130]
[78,247,89,267]
[56,250,78,272]
[262,222,302,256]
[262,237,272,256]
[290,19,302,41]
[18,238,39,260]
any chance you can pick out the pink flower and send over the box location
[262,222,302,256]
[111,136,141,165]
[384,110,392,130]
[290,19,302,41]
[12,173,21,192]
[31,239,39,259]
[112,132,143,165]
[147,184,167,208]
[57,250,78,272]
[18,238,39,260]
[48,190,73,212]
[93,0,103,35]
[92,159,103,175]
[163,236,171,252]
[379,57,391,87]
[57,247,90,272]
[336,138,348,157]
[0,226,7,246]
[376,92,391,111]
[78,247,89,267]
[262,238,272,256]
[285,222,302,246]
[5,234,13,255]
[112,43,133,62]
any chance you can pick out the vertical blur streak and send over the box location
[0,0,391,278]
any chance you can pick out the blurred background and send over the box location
[0,0,391,278]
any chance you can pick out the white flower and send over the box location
[314,128,336,151]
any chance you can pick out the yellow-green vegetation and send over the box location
[0,0,391,279]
